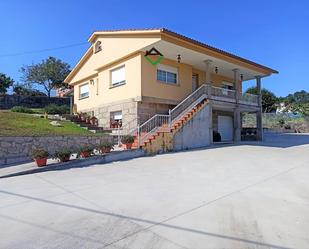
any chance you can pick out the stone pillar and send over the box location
[204,60,212,97]
[234,108,241,142]
[232,68,240,103]
[256,76,263,140]
[208,103,213,144]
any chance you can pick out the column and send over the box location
[234,108,241,142]
[256,76,263,140]
[232,68,240,103]
[204,60,212,97]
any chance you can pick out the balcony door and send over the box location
[192,74,198,92]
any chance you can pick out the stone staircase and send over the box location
[132,98,209,153]
[62,114,111,134]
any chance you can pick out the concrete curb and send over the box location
[0,149,145,179]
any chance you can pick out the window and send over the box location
[79,83,89,99]
[110,111,122,128]
[111,66,125,86]
[157,64,178,84]
[221,81,234,96]
[94,41,102,53]
[222,81,234,90]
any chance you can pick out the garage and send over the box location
[218,115,234,141]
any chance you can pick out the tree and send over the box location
[13,84,46,96]
[21,56,71,97]
[245,87,278,112]
[0,73,14,95]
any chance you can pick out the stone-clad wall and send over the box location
[0,95,71,109]
[0,135,112,165]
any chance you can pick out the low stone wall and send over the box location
[0,135,112,165]
[0,95,71,109]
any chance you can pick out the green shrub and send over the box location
[278,118,285,127]
[77,145,94,154]
[11,106,34,114]
[53,148,72,162]
[121,135,135,144]
[44,104,70,115]
[31,148,49,159]
[98,140,114,149]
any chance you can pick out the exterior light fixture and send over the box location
[240,74,243,81]
[215,67,218,74]
[177,54,181,63]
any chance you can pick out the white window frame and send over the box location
[79,83,89,99]
[156,64,178,85]
[110,65,126,87]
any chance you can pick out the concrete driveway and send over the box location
[0,133,309,249]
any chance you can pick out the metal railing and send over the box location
[170,84,208,121]
[211,86,236,99]
[138,114,170,145]
[240,93,259,105]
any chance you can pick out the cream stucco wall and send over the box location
[69,36,160,84]
[141,55,239,103]
[141,56,193,102]
[74,54,142,112]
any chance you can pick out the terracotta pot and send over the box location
[60,156,70,162]
[100,148,111,154]
[80,151,91,158]
[123,143,133,150]
[35,158,47,167]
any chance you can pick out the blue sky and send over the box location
[0,0,308,97]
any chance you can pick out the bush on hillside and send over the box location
[11,106,34,114]
[44,104,70,115]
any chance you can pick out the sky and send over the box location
[0,0,308,97]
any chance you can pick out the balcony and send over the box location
[210,86,258,106]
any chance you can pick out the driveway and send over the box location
[0,133,309,249]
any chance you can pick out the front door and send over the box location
[192,74,198,92]
[218,115,233,141]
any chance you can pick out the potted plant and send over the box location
[90,116,98,126]
[80,113,87,122]
[98,141,114,154]
[77,145,94,158]
[85,115,91,124]
[53,148,72,162]
[121,135,135,150]
[31,148,49,167]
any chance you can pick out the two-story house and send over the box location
[65,28,277,152]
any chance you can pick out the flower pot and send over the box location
[80,151,91,158]
[35,158,47,167]
[90,117,97,126]
[100,148,111,154]
[123,143,133,150]
[60,156,70,162]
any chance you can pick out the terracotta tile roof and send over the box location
[91,28,278,74]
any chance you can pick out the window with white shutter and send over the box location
[111,66,125,86]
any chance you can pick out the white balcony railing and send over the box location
[240,93,259,105]
[211,86,236,100]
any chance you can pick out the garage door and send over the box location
[218,115,233,141]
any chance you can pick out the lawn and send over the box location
[0,111,102,136]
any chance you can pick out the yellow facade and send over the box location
[66,29,275,113]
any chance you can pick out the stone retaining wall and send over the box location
[0,135,112,165]
[0,95,71,109]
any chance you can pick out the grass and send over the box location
[0,111,104,136]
